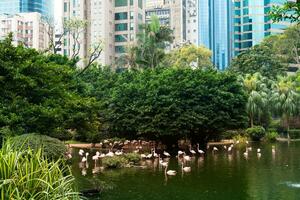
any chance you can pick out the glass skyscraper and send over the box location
[198,0,234,70]
[0,0,54,19]
[234,0,293,55]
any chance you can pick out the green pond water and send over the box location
[71,142,300,200]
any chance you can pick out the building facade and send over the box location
[0,0,54,19]
[198,0,234,70]
[62,0,145,67]
[233,0,295,55]
[0,12,50,50]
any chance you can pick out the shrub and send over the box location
[288,129,300,139]
[123,153,141,164]
[102,156,128,169]
[265,130,278,142]
[246,126,266,141]
[10,134,67,160]
[222,130,243,139]
[232,134,249,143]
[0,144,80,200]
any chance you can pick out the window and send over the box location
[130,0,133,5]
[115,46,125,53]
[115,12,128,20]
[64,2,68,12]
[115,23,128,31]
[115,34,127,42]
[138,0,143,9]
[115,0,127,7]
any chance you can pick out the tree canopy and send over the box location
[0,35,101,141]
[83,67,247,144]
[163,44,213,69]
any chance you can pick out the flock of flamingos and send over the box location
[67,139,276,176]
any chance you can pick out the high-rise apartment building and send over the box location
[0,0,54,19]
[145,0,199,48]
[62,0,144,67]
[0,12,50,50]
[198,0,234,70]
[233,0,295,55]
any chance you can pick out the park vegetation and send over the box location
[1,9,300,147]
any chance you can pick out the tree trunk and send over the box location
[250,114,254,128]
[287,116,290,140]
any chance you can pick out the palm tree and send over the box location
[134,15,173,69]
[242,73,269,127]
[270,77,299,139]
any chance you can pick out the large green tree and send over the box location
[163,44,213,69]
[229,43,287,79]
[270,76,300,138]
[241,73,270,127]
[96,68,247,144]
[0,35,101,141]
[131,16,173,69]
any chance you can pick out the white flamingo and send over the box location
[92,155,99,166]
[159,159,168,167]
[178,150,184,156]
[257,148,261,153]
[153,149,159,158]
[183,153,192,162]
[189,145,196,156]
[213,147,218,152]
[181,162,191,173]
[164,165,176,176]
[79,149,84,156]
[106,150,114,157]
[163,151,171,157]
[115,149,123,156]
[141,154,147,159]
[228,146,233,152]
[197,144,205,154]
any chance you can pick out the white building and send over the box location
[145,0,199,48]
[62,0,145,67]
[0,12,50,50]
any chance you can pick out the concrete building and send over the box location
[198,0,234,70]
[233,0,295,55]
[145,0,199,48]
[62,0,145,67]
[0,0,54,19]
[0,12,50,50]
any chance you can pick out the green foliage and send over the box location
[129,16,173,69]
[0,144,80,200]
[270,76,300,133]
[95,67,247,142]
[0,36,101,141]
[102,156,128,169]
[232,134,249,143]
[163,44,213,69]
[269,2,300,24]
[123,153,141,164]
[10,134,67,160]
[229,44,287,79]
[287,129,300,139]
[241,73,271,127]
[246,126,266,141]
[222,130,242,139]
[265,130,279,142]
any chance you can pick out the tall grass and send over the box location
[0,143,82,200]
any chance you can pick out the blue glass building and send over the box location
[234,0,293,55]
[0,0,54,19]
[198,0,234,70]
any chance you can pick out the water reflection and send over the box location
[70,142,300,200]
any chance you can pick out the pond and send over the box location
[70,142,300,200]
